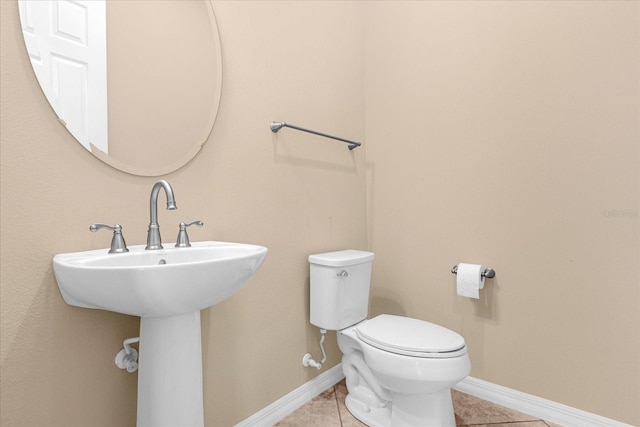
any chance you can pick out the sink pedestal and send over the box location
[137,311,204,427]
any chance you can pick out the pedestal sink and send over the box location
[53,241,268,427]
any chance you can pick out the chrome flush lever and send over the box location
[175,221,203,248]
[90,223,129,253]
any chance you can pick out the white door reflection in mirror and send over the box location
[18,0,108,153]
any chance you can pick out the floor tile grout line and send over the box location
[333,385,345,427]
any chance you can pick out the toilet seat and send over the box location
[355,314,467,358]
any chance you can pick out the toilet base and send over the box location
[345,389,456,427]
[345,394,390,427]
[391,390,456,427]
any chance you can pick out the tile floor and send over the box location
[275,380,563,427]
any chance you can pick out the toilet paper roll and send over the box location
[456,263,485,299]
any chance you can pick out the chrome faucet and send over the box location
[145,180,177,250]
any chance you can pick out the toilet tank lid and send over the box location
[309,250,374,267]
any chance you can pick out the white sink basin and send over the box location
[53,241,268,317]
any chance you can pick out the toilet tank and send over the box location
[309,250,374,331]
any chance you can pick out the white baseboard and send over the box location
[235,367,633,427]
[234,363,345,427]
[454,376,633,427]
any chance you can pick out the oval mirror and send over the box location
[18,0,222,176]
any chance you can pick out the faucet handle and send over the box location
[175,221,203,248]
[90,223,129,254]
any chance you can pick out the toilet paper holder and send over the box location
[451,264,496,279]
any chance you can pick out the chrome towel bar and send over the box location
[451,264,496,279]
[270,121,361,150]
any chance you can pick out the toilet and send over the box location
[309,250,471,427]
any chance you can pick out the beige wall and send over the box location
[1,1,638,426]
[1,1,365,426]
[364,1,639,425]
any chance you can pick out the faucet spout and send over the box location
[146,180,177,250]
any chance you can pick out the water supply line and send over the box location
[115,337,139,373]
[302,329,327,370]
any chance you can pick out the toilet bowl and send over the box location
[338,315,471,426]
[309,250,471,427]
